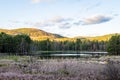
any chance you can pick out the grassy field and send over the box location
[0,55,120,80]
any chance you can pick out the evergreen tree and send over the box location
[107,35,120,55]
[14,34,32,54]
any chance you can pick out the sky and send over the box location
[0,0,120,37]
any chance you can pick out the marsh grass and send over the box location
[0,56,120,80]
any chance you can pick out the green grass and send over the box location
[0,56,29,62]
[0,63,7,67]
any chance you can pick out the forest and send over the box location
[0,32,107,55]
[0,32,120,56]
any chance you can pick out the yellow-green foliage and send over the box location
[85,33,120,41]
[0,28,119,41]
[0,28,62,40]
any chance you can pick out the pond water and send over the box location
[36,51,108,58]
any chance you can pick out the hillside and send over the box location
[0,28,119,41]
[75,33,120,41]
[0,28,63,40]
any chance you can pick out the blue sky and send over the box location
[0,0,120,37]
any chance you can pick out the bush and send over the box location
[103,60,120,80]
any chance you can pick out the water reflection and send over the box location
[38,51,108,58]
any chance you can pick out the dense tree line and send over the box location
[32,39,107,52]
[0,32,32,55]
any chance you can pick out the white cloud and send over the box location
[31,0,41,3]
[82,15,113,25]
[10,15,113,30]
[31,0,54,4]
[33,17,73,28]
[59,22,71,29]
[48,16,72,23]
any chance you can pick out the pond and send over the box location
[34,51,108,58]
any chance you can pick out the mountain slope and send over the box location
[0,28,119,41]
[0,28,63,40]
[75,33,120,41]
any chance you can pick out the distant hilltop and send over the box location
[0,28,64,40]
[0,28,119,41]
[75,33,120,41]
